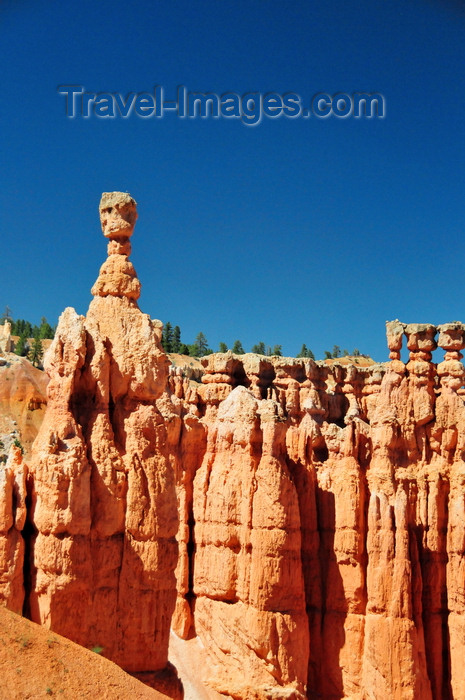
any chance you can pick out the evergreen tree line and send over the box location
[1,308,366,365]
[162,322,365,360]
[10,317,55,340]
[1,307,55,367]
[1,307,55,340]
[323,345,363,359]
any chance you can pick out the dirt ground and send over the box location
[0,607,235,700]
[0,607,171,700]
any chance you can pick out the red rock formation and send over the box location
[192,386,309,699]
[169,325,465,700]
[4,191,465,700]
[28,192,178,672]
[0,445,27,613]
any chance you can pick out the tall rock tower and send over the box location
[29,192,178,671]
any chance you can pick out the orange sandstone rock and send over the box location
[0,445,27,613]
[192,386,309,699]
[6,190,465,700]
[28,193,178,673]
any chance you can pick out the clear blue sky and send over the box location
[2,0,465,361]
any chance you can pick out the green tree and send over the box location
[13,320,33,337]
[251,342,266,355]
[297,344,315,359]
[231,340,244,355]
[271,344,283,356]
[15,333,29,357]
[332,345,341,358]
[218,342,228,353]
[162,321,173,352]
[192,332,209,357]
[28,337,44,367]
[353,348,360,357]
[38,317,54,339]
[343,348,349,357]
[179,343,190,356]
[324,350,332,359]
[172,325,181,353]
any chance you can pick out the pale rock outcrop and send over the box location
[0,320,12,356]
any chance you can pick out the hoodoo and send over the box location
[28,193,178,672]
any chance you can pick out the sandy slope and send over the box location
[0,607,171,699]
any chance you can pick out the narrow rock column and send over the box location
[360,325,433,699]
[192,386,309,699]
[0,445,27,613]
[436,323,465,700]
[29,192,178,672]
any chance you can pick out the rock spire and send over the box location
[28,192,178,672]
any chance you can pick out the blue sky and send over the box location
[2,0,465,360]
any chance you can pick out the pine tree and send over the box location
[172,326,181,353]
[324,350,332,359]
[297,344,311,358]
[218,342,228,353]
[251,341,266,355]
[15,333,28,357]
[12,319,32,337]
[353,348,360,357]
[192,332,209,357]
[231,340,244,355]
[332,345,341,358]
[297,344,315,360]
[271,344,283,356]
[162,322,173,352]
[28,337,44,367]
[179,343,190,356]
[38,317,54,339]
[343,348,349,357]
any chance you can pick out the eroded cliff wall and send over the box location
[168,322,465,700]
